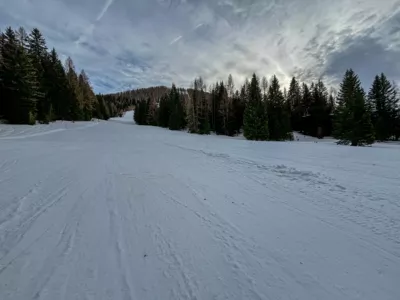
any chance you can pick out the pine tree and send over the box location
[46,48,69,120]
[157,94,170,127]
[217,81,231,135]
[368,73,399,140]
[261,76,268,101]
[333,69,374,146]
[231,90,245,135]
[0,30,6,121]
[27,28,48,122]
[134,100,147,125]
[310,79,329,138]
[78,70,97,121]
[146,97,158,125]
[0,27,38,124]
[65,57,83,121]
[187,78,199,133]
[197,78,210,134]
[168,84,184,130]
[287,77,303,131]
[266,75,292,140]
[243,74,269,140]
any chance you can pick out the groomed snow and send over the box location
[0,111,399,300]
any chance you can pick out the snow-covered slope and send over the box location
[109,110,135,124]
[0,120,99,139]
[0,113,399,300]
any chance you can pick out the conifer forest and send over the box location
[1,26,399,146]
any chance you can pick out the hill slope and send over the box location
[0,113,399,300]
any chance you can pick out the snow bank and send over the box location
[0,120,99,139]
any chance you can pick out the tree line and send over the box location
[0,26,115,124]
[129,70,399,146]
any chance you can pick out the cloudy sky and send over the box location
[0,0,399,93]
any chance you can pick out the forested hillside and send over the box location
[0,26,115,124]
[105,71,400,146]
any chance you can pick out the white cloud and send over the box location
[0,0,399,93]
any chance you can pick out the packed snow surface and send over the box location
[0,112,399,300]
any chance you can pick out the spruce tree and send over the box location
[368,73,399,140]
[0,27,38,124]
[47,48,69,120]
[231,90,245,135]
[168,84,184,130]
[27,28,48,122]
[0,30,6,121]
[266,75,292,140]
[187,78,199,133]
[157,94,170,127]
[146,97,158,125]
[310,80,329,138]
[333,69,374,146]
[287,77,302,131]
[217,81,231,135]
[65,57,83,120]
[78,70,97,121]
[198,78,210,134]
[243,74,269,140]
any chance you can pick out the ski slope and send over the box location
[0,112,399,300]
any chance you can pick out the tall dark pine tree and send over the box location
[44,48,69,120]
[168,84,185,130]
[198,78,210,134]
[310,79,329,138]
[157,94,171,127]
[368,73,399,141]
[0,30,6,120]
[243,74,269,140]
[266,75,292,140]
[231,90,245,135]
[287,77,302,131]
[333,69,374,146]
[27,28,48,122]
[300,83,312,133]
[78,70,97,121]
[0,27,38,124]
[216,81,230,135]
[65,57,83,121]
[187,78,199,133]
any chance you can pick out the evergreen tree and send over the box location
[217,81,231,135]
[168,84,185,130]
[157,94,170,127]
[310,79,329,138]
[261,76,268,100]
[187,78,200,133]
[197,78,210,134]
[287,77,303,131]
[243,74,269,140]
[146,97,158,125]
[266,75,292,140]
[0,27,38,124]
[27,28,48,122]
[134,100,148,125]
[44,48,70,120]
[368,73,399,140]
[0,26,99,124]
[333,69,374,146]
[78,70,96,121]
[65,57,83,121]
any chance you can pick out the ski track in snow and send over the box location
[0,111,399,300]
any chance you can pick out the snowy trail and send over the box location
[0,114,399,300]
